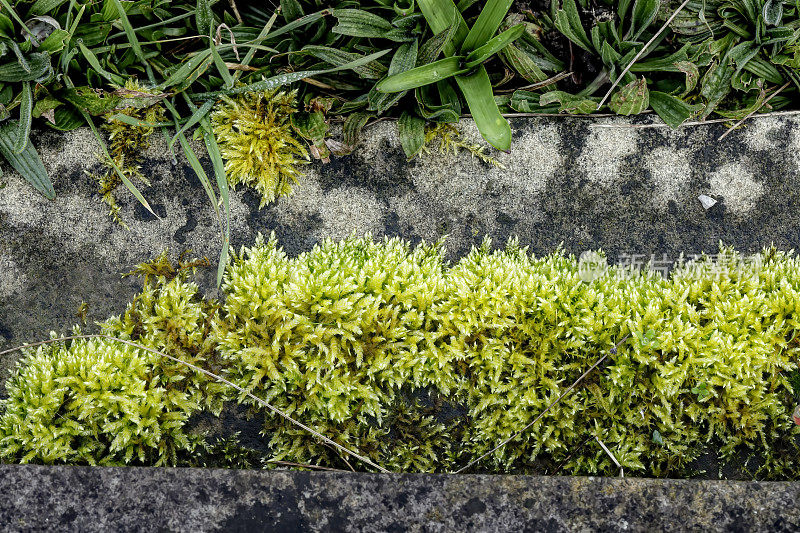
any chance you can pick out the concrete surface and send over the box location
[0,465,798,532]
[1,115,799,377]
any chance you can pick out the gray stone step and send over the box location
[0,464,797,532]
[2,115,799,377]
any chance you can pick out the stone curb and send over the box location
[0,465,798,532]
[5,115,800,378]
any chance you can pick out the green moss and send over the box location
[2,236,799,477]
[213,234,456,470]
[0,263,219,466]
[95,82,167,227]
[0,333,202,466]
[214,236,800,476]
[102,261,223,415]
[422,123,504,167]
[211,89,309,207]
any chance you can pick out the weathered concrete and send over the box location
[0,465,797,532]
[2,115,800,380]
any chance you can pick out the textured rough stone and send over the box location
[2,115,800,378]
[0,465,798,532]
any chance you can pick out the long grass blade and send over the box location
[234,10,279,82]
[111,0,155,82]
[78,42,126,85]
[167,99,216,154]
[193,49,391,98]
[13,81,32,154]
[0,120,54,199]
[200,125,230,288]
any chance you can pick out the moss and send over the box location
[2,236,800,477]
[211,89,309,207]
[213,234,455,470]
[103,257,222,414]
[0,333,203,466]
[0,260,219,466]
[214,236,800,476]
[95,81,167,226]
[421,123,504,167]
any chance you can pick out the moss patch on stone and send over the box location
[2,236,799,477]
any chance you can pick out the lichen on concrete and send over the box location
[707,162,764,215]
[645,146,693,209]
[578,121,639,186]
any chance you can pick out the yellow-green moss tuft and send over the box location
[211,89,309,207]
[96,82,166,226]
[0,334,202,466]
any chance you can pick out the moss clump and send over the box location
[213,234,457,471]
[214,236,800,476]
[0,262,218,466]
[0,335,202,466]
[2,237,800,477]
[211,89,309,207]
[421,123,504,167]
[96,82,166,226]
[102,259,222,414]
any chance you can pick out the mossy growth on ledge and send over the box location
[1,236,800,478]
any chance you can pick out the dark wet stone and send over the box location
[0,465,798,532]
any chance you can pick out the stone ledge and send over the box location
[5,115,800,381]
[0,465,797,532]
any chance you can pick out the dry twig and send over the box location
[596,0,692,109]
[717,82,791,141]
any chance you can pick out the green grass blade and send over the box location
[194,49,391,98]
[168,99,216,154]
[111,0,155,83]
[169,95,229,287]
[0,0,38,44]
[199,118,230,288]
[210,41,234,89]
[455,66,511,151]
[233,10,278,82]
[164,100,221,225]
[196,0,213,37]
[77,42,126,85]
[13,81,32,154]
[417,0,469,54]
[464,23,525,68]
[106,114,170,128]
[461,0,514,53]
[0,119,54,199]
[376,56,466,93]
[299,45,388,79]
[174,125,221,226]
[157,49,213,91]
